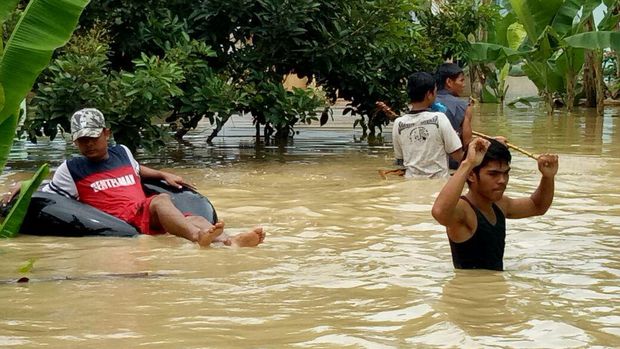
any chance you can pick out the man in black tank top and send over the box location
[431,138,559,271]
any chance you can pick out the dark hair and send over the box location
[436,63,464,90]
[407,72,436,102]
[464,138,512,178]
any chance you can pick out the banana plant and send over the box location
[0,0,90,237]
[470,0,620,113]
[472,16,527,103]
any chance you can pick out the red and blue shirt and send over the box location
[43,145,145,221]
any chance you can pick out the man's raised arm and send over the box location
[432,138,490,226]
[503,154,559,219]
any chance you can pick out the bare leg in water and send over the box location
[149,194,222,247]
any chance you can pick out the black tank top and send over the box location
[449,196,506,271]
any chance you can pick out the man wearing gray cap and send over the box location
[43,108,265,247]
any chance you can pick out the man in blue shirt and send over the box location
[435,63,473,170]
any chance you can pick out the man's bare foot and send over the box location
[378,169,405,179]
[229,227,265,248]
[213,220,225,236]
[196,225,224,247]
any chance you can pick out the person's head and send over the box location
[464,139,512,201]
[407,71,437,105]
[70,108,110,161]
[436,63,465,96]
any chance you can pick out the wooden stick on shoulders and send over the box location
[472,131,538,160]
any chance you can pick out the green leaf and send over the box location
[510,0,564,45]
[555,47,584,77]
[507,22,527,50]
[0,83,4,112]
[17,258,37,273]
[597,10,620,32]
[0,0,90,127]
[0,164,49,238]
[469,42,521,63]
[550,0,582,36]
[0,112,18,172]
[564,31,620,52]
[507,95,543,107]
[482,86,499,103]
[488,12,518,47]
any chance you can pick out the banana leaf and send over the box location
[555,47,585,78]
[469,42,521,64]
[510,0,564,45]
[0,0,90,172]
[488,12,518,47]
[0,113,18,171]
[507,96,543,107]
[550,0,585,37]
[598,12,620,32]
[598,0,620,32]
[507,22,527,50]
[0,84,4,113]
[482,86,499,104]
[564,31,620,52]
[574,1,606,32]
[0,163,49,238]
[522,59,565,94]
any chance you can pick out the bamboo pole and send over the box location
[472,131,538,160]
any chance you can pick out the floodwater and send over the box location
[0,104,619,348]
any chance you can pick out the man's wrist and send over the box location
[459,159,476,171]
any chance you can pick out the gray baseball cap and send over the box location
[70,108,106,141]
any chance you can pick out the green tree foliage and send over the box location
[28,26,188,151]
[25,25,110,141]
[28,0,444,145]
[416,0,499,62]
[176,0,440,139]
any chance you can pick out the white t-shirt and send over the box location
[392,111,462,179]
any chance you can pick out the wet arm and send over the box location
[432,160,474,226]
[139,165,166,179]
[433,138,490,227]
[505,154,558,218]
[461,105,473,146]
[140,165,185,189]
[531,173,555,214]
[449,149,463,163]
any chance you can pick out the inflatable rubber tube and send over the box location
[16,179,218,237]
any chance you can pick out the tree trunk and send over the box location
[594,49,605,116]
[583,19,597,108]
[469,63,484,102]
[616,51,620,79]
[566,70,575,112]
[470,0,490,103]
[617,21,620,79]
[255,122,261,141]
[544,91,554,115]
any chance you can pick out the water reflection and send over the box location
[435,271,514,335]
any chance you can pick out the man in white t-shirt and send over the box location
[392,72,463,179]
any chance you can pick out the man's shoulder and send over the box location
[420,110,447,120]
[109,144,128,153]
[394,114,414,123]
[66,154,87,166]
[436,92,468,107]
